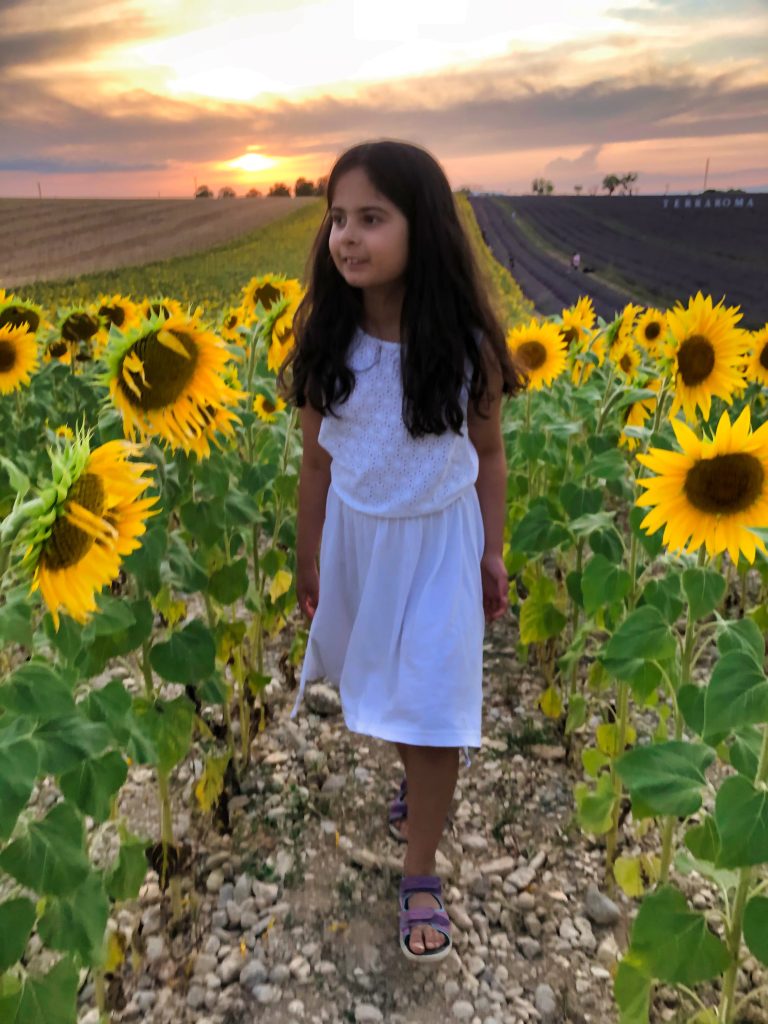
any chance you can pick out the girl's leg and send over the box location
[401,744,459,954]
[392,743,410,839]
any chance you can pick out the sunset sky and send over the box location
[1,0,766,198]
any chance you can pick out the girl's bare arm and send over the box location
[297,403,331,568]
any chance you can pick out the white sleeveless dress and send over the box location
[291,327,486,749]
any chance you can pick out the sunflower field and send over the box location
[0,213,767,1024]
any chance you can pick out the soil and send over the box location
[0,197,317,288]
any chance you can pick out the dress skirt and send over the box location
[291,482,486,748]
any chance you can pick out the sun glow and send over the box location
[225,153,277,173]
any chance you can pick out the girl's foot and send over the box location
[402,891,447,954]
[399,875,452,961]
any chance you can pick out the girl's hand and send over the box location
[480,552,508,623]
[297,560,320,621]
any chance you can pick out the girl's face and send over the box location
[328,167,409,292]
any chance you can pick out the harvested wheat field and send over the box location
[0,196,318,287]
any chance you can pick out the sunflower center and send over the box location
[644,321,661,342]
[517,340,547,370]
[759,344,768,371]
[99,304,125,328]
[62,313,99,342]
[41,473,106,571]
[118,330,199,411]
[684,453,764,515]
[561,326,578,347]
[0,340,17,372]
[254,283,282,310]
[677,334,715,386]
[224,314,238,330]
[620,354,632,373]
[48,339,69,358]
[263,399,276,414]
[0,306,40,332]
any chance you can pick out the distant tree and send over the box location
[245,187,262,197]
[194,185,213,198]
[218,186,236,198]
[574,184,583,195]
[268,183,291,197]
[294,177,316,197]
[532,177,554,195]
[602,174,621,196]
[619,172,639,196]
[314,175,328,196]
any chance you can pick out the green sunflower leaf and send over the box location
[150,619,215,684]
[582,554,631,614]
[0,898,37,973]
[682,568,726,621]
[617,741,714,817]
[0,802,90,896]
[715,775,768,868]
[38,873,109,967]
[702,651,768,741]
[0,717,39,841]
[627,885,730,985]
[59,750,128,822]
[744,896,768,966]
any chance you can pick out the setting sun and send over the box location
[225,153,277,173]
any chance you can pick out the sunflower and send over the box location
[265,288,304,374]
[23,432,157,628]
[137,297,192,322]
[560,296,595,348]
[634,308,667,358]
[0,296,44,335]
[97,294,138,332]
[0,324,39,393]
[507,319,567,390]
[635,406,768,564]
[745,324,768,386]
[665,292,745,423]
[611,338,641,383]
[220,305,249,342]
[105,311,245,458]
[619,378,661,450]
[241,274,302,319]
[254,394,286,422]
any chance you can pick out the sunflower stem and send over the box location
[719,724,768,1023]
[157,769,183,921]
[605,680,630,884]
[659,592,698,883]
[141,639,154,697]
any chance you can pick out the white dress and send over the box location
[291,327,486,749]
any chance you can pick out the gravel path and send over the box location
[69,621,638,1024]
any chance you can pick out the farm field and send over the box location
[0,199,767,1024]
[470,193,768,328]
[0,196,318,290]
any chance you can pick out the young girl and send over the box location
[277,139,523,962]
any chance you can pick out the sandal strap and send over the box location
[399,874,442,897]
[399,907,451,936]
[388,799,408,822]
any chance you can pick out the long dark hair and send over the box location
[277,139,524,437]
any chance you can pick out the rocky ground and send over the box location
[66,619,765,1024]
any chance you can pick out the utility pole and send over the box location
[37,181,42,198]
[703,158,709,192]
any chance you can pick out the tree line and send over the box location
[194,176,328,199]
[531,172,639,196]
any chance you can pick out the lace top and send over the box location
[318,328,479,517]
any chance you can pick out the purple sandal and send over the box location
[388,777,408,843]
[398,874,452,962]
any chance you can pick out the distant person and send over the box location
[570,251,581,271]
[280,139,524,963]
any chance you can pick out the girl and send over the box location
[277,140,523,962]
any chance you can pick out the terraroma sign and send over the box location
[662,196,756,209]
